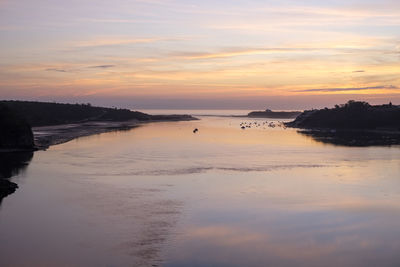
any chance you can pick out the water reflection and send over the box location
[0,116,399,266]
[298,129,400,147]
[0,151,33,203]
[166,212,400,267]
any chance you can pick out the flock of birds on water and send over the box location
[239,120,287,130]
[193,120,286,133]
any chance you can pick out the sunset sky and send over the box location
[1,0,399,109]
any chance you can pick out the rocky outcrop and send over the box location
[0,103,34,150]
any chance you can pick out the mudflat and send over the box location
[33,120,140,150]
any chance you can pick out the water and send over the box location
[0,114,399,266]
[141,109,253,116]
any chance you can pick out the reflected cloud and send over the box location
[298,130,400,147]
[185,226,266,246]
[167,211,400,267]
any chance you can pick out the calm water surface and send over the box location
[0,114,400,266]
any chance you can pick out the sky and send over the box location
[0,0,399,109]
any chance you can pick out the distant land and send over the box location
[248,109,301,119]
[286,101,400,146]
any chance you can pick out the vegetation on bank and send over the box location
[286,100,400,130]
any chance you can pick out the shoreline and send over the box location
[33,116,198,150]
[33,120,140,150]
[296,128,400,146]
[1,116,197,199]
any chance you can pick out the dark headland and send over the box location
[286,100,400,146]
[0,103,35,151]
[248,109,301,119]
[0,103,35,200]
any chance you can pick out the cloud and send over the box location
[171,44,397,60]
[172,47,318,60]
[46,68,67,73]
[71,37,184,49]
[353,70,365,73]
[296,85,399,92]
[88,65,115,69]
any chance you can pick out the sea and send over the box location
[0,110,399,266]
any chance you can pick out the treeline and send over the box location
[0,100,152,127]
[287,100,400,130]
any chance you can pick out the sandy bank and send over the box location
[33,116,198,150]
[33,120,140,150]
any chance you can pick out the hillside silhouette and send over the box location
[0,100,153,127]
[287,100,400,130]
